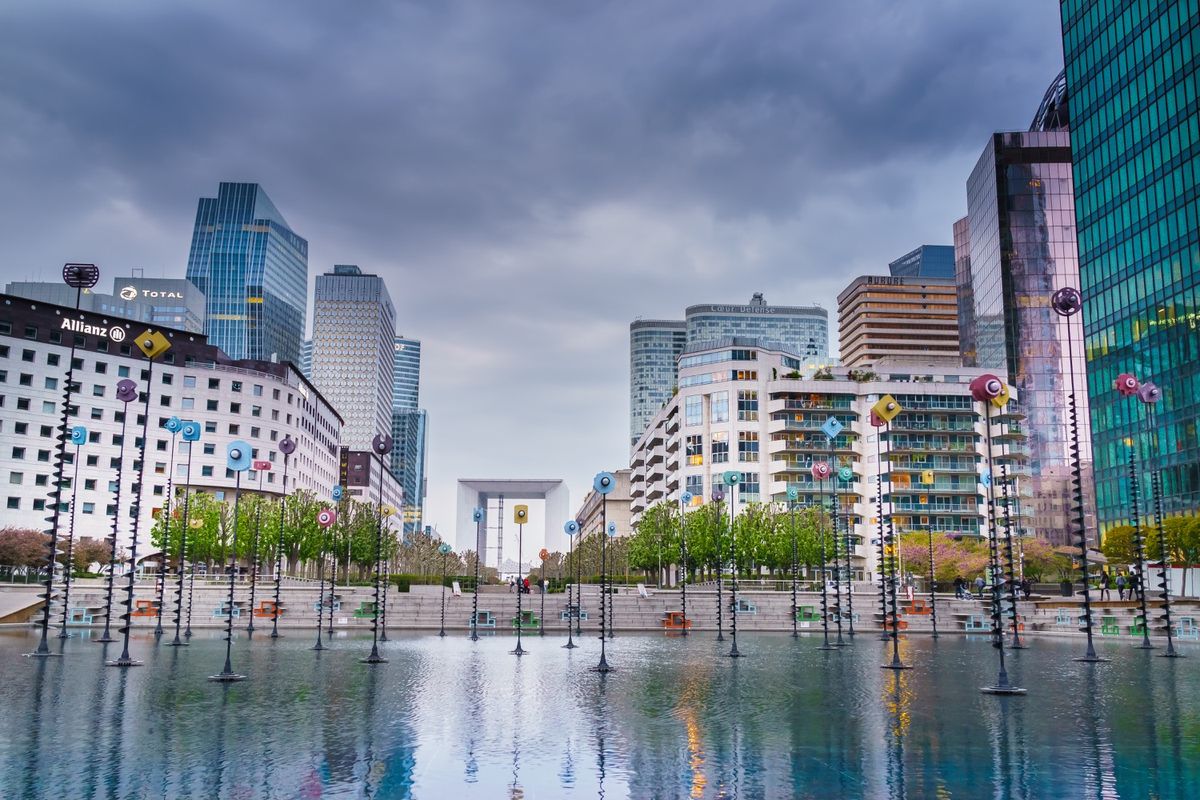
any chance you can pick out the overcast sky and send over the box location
[0,1,1065,550]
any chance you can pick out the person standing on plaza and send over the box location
[1099,571,1111,601]
[1116,573,1127,601]
[974,575,985,599]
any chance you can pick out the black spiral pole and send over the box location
[1150,469,1181,659]
[1125,423,1153,649]
[511,510,527,656]
[471,507,483,641]
[245,469,266,636]
[726,473,741,658]
[327,495,342,638]
[596,497,610,672]
[873,433,889,643]
[840,471,856,637]
[210,462,247,682]
[680,495,690,636]
[57,438,85,640]
[29,266,96,657]
[563,520,578,648]
[926,527,938,639]
[168,424,198,647]
[153,428,179,638]
[575,527,583,637]
[879,413,908,671]
[788,495,798,638]
[715,493,725,642]
[828,439,845,647]
[1000,463,1024,649]
[380,551,391,643]
[979,394,1023,694]
[270,440,294,639]
[816,482,834,651]
[363,436,391,665]
[439,546,449,637]
[109,351,157,668]
[96,390,134,645]
[313,498,334,652]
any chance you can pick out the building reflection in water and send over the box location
[883,638,911,800]
[673,663,710,797]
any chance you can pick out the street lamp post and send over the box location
[593,471,616,672]
[362,433,394,665]
[210,440,253,681]
[28,263,99,658]
[168,421,200,647]
[269,437,295,639]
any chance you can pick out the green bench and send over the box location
[353,601,377,620]
[795,605,820,623]
[1100,616,1120,635]
[511,610,540,629]
[473,610,496,628]
[736,599,757,615]
[964,615,988,632]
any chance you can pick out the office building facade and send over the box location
[1061,0,1200,527]
[0,293,343,548]
[185,182,308,364]
[957,117,1095,545]
[888,245,956,279]
[311,265,395,451]
[837,275,960,368]
[628,341,1025,580]
[390,409,428,536]
[392,336,421,412]
[299,339,312,379]
[629,319,688,444]
[6,274,206,335]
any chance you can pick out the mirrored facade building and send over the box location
[392,336,421,412]
[185,182,308,364]
[629,319,688,444]
[955,89,1095,545]
[311,265,395,451]
[390,334,427,534]
[888,245,956,279]
[1062,1,1199,527]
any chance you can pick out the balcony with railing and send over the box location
[888,456,978,472]
[891,501,978,514]
[885,436,974,453]
[887,419,977,433]
[767,396,855,414]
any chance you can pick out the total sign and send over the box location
[119,285,184,301]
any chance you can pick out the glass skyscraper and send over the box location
[888,244,956,279]
[685,294,828,359]
[392,335,422,412]
[1061,0,1199,527]
[956,79,1096,545]
[311,265,395,450]
[390,335,426,534]
[629,319,687,443]
[185,182,308,364]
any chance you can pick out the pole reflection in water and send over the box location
[673,671,710,798]
[509,658,525,798]
[883,640,911,800]
[1082,667,1119,799]
[985,679,1033,800]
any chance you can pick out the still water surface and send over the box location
[1,629,1196,799]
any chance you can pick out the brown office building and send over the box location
[837,275,961,369]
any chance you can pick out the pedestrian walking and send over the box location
[1116,573,1127,601]
[953,576,964,599]
[1099,571,1111,601]
[974,575,985,599]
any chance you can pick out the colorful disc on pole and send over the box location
[473,507,485,523]
[1050,286,1082,317]
[821,416,844,440]
[279,435,297,455]
[680,491,693,505]
[711,487,725,503]
[722,470,740,486]
[606,522,617,537]
[181,421,201,442]
[1113,373,1139,397]
[563,519,579,536]
[317,508,337,528]
[810,462,832,480]
[594,471,616,495]
[1137,381,1161,405]
[786,486,799,501]
[332,485,344,502]
[115,379,138,403]
[134,329,171,359]
[226,440,252,472]
[439,543,453,555]
[838,466,853,482]
[539,548,549,561]
[980,471,992,487]
[164,416,183,434]
[70,426,88,446]
[62,263,100,289]
[513,504,529,524]
[871,394,902,423]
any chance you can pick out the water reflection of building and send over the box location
[954,75,1095,545]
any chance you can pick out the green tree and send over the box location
[1100,525,1138,567]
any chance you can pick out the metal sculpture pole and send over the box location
[575,520,583,637]
[1051,287,1105,664]
[168,422,199,647]
[245,466,267,636]
[680,492,692,636]
[1139,382,1181,658]
[110,332,170,666]
[270,437,295,639]
[169,422,196,647]
[563,520,579,648]
[438,542,452,637]
[593,471,616,672]
[823,418,847,648]
[29,263,99,658]
[314,497,338,652]
[57,427,88,639]
[713,487,725,642]
[813,464,834,651]
[926,527,938,640]
[511,504,529,656]
[327,488,344,639]
[96,379,137,645]
[363,433,393,665]
[838,465,857,638]
[153,419,182,638]
[1000,463,1024,649]
[471,507,484,641]
[872,396,908,670]
[972,375,1024,694]
[786,488,798,638]
[870,412,889,643]
[723,471,742,658]
[538,549,548,636]
[1114,374,1154,649]
[210,440,252,682]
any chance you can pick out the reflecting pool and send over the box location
[1,629,1197,799]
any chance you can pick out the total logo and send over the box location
[119,286,184,301]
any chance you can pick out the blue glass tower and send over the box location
[185,182,308,364]
[392,336,422,412]
[1061,0,1200,526]
[390,335,426,534]
[889,245,956,279]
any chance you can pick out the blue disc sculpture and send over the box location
[679,492,693,636]
[592,471,616,673]
[270,436,296,639]
[210,440,252,682]
[56,425,89,639]
[179,420,202,641]
[362,433,393,665]
[471,506,484,641]
[723,470,742,658]
[153,416,184,638]
[563,519,580,649]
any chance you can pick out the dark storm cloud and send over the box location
[0,0,1064,538]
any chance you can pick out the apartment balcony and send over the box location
[665,433,680,453]
[647,449,664,467]
[888,457,978,473]
[891,502,978,514]
[767,397,855,415]
[646,485,665,503]
[885,439,974,454]
[630,450,646,468]
[665,414,680,434]
[887,420,977,433]
[630,483,645,499]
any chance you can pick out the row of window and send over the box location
[683,432,758,465]
[683,391,757,425]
